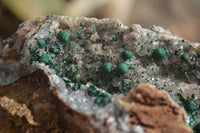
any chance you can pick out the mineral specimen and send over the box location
[0,15,198,132]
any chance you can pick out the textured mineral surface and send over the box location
[0,15,198,132]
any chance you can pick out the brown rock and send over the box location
[121,83,192,133]
[0,70,62,133]
[0,69,99,133]
[0,96,37,126]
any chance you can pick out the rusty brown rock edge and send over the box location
[120,83,192,133]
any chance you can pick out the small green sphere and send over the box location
[101,92,109,98]
[57,30,70,42]
[122,50,133,60]
[117,62,128,74]
[112,35,117,41]
[102,97,111,106]
[181,53,189,61]
[94,97,102,105]
[72,83,79,91]
[37,39,46,48]
[87,88,94,96]
[152,47,166,61]
[185,99,199,112]
[93,90,100,96]
[49,46,58,53]
[102,63,112,73]
[39,53,53,64]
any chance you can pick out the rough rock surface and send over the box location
[122,84,191,133]
[0,15,196,133]
[0,74,191,133]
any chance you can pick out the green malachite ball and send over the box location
[181,53,189,61]
[102,63,112,73]
[37,39,46,48]
[49,46,58,53]
[39,53,53,64]
[94,97,102,105]
[185,99,199,112]
[102,97,111,106]
[117,62,128,74]
[101,92,109,98]
[57,30,70,42]
[122,50,133,60]
[152,47,166,61]
[112,35,117,41]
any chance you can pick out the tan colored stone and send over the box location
[121,83,192,133]
[0,96,37,126]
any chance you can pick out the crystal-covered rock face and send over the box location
[0,15,199,132]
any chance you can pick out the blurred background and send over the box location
[0,0,200,42]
